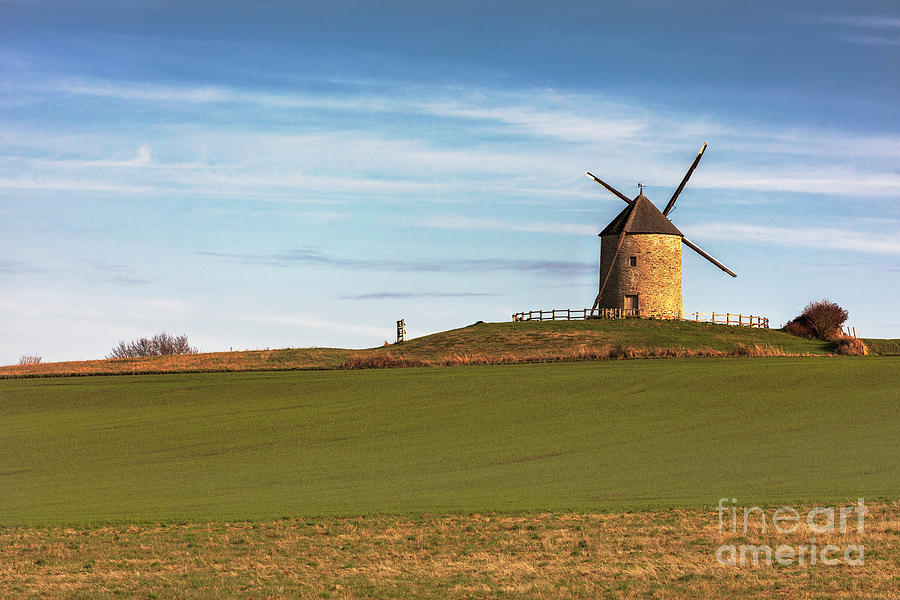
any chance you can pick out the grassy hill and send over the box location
[0,318,854,378]
[2,357,898,526]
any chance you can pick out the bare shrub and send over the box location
[832,336,869,356]
[18,354,42,365]
[107,333,198,359]
[798,299,849,340]
[783,320,814,339]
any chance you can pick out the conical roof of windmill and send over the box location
[599,194,683,237]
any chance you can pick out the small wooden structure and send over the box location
[396,319,407,343]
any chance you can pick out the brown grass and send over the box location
[340,343,809,369]
[341,354,434,369]
[832,336,869,356]
[2,502,897,599]
[0,347,353,379]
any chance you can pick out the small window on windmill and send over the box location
[629,256,637,267]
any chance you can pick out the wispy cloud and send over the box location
[822,15,900,46]
[822,15,900,28]
[44,144,153,168]
[690,167,900,197]
[835,34,900,47]
[0,259,150,285]
[47,78,643,144]
[198,248,593,276]
[0,176,152,193]
[688,223,900,255]
[418,99,646,143]
[413,215,597,235]
[0,261,28,275]
[4,76,900,201]
[799,261,900,273]
[339,291,497,300]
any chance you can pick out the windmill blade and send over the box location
[682,237,737,277]
[585,172,632,204]
[662,142,707,216]
[590,205,638,315]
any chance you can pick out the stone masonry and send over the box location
[598,233,683,318]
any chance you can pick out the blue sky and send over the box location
[1,0,898,363]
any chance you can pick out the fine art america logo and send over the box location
[716,498,867,567]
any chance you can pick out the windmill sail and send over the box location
[586,172,632,204]
[662,142,706,216]
[682,237,737,277]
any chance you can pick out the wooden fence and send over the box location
[685,312,769,328]
[512,308,592,321]
[512,308,769,328]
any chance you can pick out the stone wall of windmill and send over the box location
[599,233,683,319]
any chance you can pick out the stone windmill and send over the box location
[586,143,736,319]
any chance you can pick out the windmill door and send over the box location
[624,295,639,316]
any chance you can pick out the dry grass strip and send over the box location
[2,502,898,599]
[341,343,814,369]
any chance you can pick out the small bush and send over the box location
[18,354,42,365]
[800,299,849,340]
[783,319,814,339]
[107,333,198,359]
[833,336,869,356]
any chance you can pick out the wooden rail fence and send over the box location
[685,312,769,328]
[512,309,769,328]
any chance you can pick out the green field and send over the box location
[2,357,898,526]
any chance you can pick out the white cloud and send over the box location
[687,223,900,255]
[418,99,646,142]
[32,144,153,168]
[0,176,151,193]
[414,215,596,236]
[3,75,900,204]
[835,34,900,46]
[823,15,900,28]
[691,167,900,197]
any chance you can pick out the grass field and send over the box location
[0,319,849,378]
[3,357,898,525]
[3,357,899,598]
